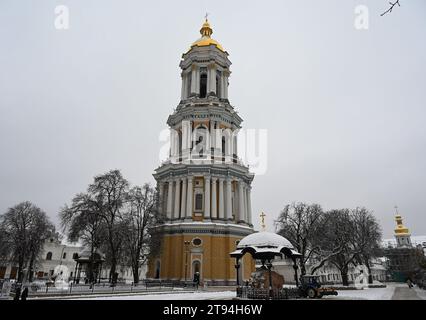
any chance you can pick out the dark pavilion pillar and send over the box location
[234,257,241,286]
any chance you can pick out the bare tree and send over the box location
[275,203,325,276]
[120,184,161,284]
[85,170,129,283]
[313,209,357,286]
[60,193,106,282]
[0,202,54,282]
[351,207,382,284]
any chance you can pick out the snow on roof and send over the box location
[237,231,294,249]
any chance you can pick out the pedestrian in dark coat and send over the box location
[14,286,21,301]
[21,287,28,300]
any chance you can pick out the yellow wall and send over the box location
[147,233,254,284]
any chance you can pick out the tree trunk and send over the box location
[300,262,306,276]
[109,257,117,284]
[133,264,139,284]
[17,256,24,283]
[88,246,95,283]
[341,267,349,286]
[364,258,373,284]
[28,255,35,282]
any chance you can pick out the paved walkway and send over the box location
[391,286,422,300]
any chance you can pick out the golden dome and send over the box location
[394,214,410,235]
[189,19,225,52]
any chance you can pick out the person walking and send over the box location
[14,285,21,301]
[21,286,28,301]
[406,278,413,289]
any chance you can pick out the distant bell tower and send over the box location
[394,207,412,247]
[147,18,255,286]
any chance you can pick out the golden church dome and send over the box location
[394,214,410,236]
[189,19,225,52]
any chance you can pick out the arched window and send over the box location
[193,126,207,157]
[46,252,52,260]
[195,193,203,211]
[199,74,207,98]
[72,253,78,259]
[62,252,66,259]
[192,260,201,279]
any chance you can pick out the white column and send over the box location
[186,177,193,219]
[173,178,181,219]
[166,180,173,220]
[204,176,211,220]
[247,186,252,225]
[220,74,226,99]
[218,178,225,219]
[159,182,165,215]
[181,178,187,220]
[211,177,217,219]
[195,67,200,95]
[181,73,185,100]
[209,65,216,94]
[226,179,232,220]
[223,72,229,99]
[238,181,245,223]
[190,66,197,95]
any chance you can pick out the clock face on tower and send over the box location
[147,18,255,285]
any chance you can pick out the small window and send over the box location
[63,252,66,259]
[72,253,78,259]
[192,238,202,246]
[46,252,52,260]
[195,194,203,211]
[200,74,207,98]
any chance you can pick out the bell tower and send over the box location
[394,207,412,248]
[147,18,255,286]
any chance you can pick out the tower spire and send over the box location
[200,16,213,37]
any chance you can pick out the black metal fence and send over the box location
[9,280,198,297]
[236,287,301,300]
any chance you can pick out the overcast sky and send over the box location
[1,0,425,238]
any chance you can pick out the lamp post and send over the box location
[184,241,191,282]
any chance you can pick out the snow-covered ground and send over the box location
[414,287,426,300]
[325,285,396,300]
[64,283,426,300]
[72,290,236,300]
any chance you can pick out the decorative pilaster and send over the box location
[166,180,173,220]
[226,179,232,220]
[218,178,225,219]
[159,182,165,215]
[211,177,217,219]
[247,186,252,225]
[204,176,211,220]
[186,177,193,219]
[181,178,187,220]
[238,180,245,223]
[190,65,198,95]
[173,178,181,219]
[208,64,217,95]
